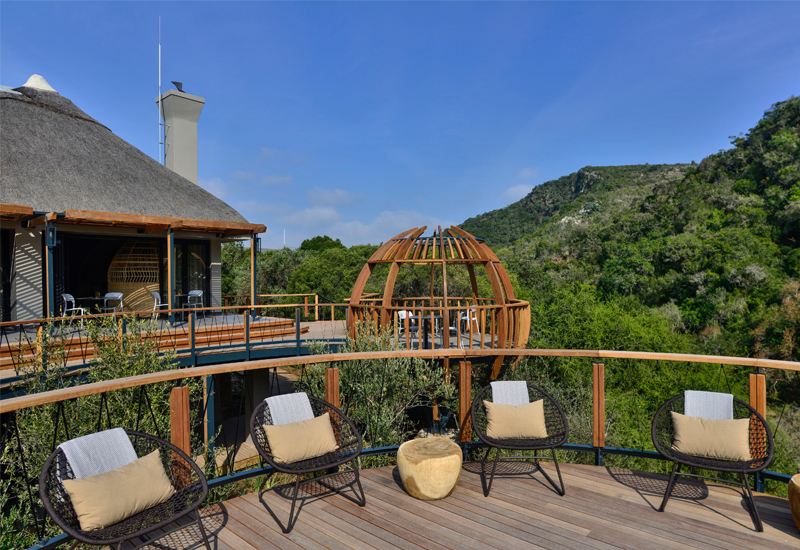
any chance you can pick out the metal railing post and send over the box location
[244,312,250,362]
[295,307,301,355]
[190,313,196,367]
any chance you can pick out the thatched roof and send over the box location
[0,83,248,223]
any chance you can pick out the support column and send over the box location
[45,225,55,317]
[592,363,605,465]
[170,386,191,456]
[250,233,257,319]
[167,229,175,324]
[749,372,767,493]
[325,366,340,409]
[459,361,472,443]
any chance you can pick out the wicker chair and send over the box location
[652,393,774,531]
[250,394,365,533]
[39,430,211,550]
[471,383,569,497]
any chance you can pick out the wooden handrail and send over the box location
[2,348,798,414]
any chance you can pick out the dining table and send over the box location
[75,296,108,313]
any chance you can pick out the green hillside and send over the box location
[461,163,692,247]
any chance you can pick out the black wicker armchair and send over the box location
[39,430,210,550]
[652,393,774,531]
[471,383,569,497]
[250,394,365,533]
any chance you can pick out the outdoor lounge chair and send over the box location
[183,290,204,319]
[40,428,211,550]
[652,391,774,531]
[250,392,365,533]
[471,381,569,497]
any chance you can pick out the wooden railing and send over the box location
[3,348,798,550]
[0,303,350,377]
[349,296,531,352]
[222,293,324,319]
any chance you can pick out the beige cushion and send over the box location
[264,412,339,465]
[671,411,751,461]
[484,399,548,440]
[62,450,176,531]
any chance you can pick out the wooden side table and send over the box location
[790,474,800,533]
[397,437,462,500]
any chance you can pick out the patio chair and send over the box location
[183,290,204,319]
[652,391,774,531]
[61,294,87,322]
[471,381,569,497]
[396,310,419,341]
[40,428,211,550]
[151,291,169,318]
[100,292,123,314]
[250,392,365,533]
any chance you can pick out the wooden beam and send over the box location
[61,209,265,234]
[0,203,34,218]
[143,223,170,233]
[325,366,340,409]
[25,211,56,228]
[458,361,472,443]
[170,386,191,456]
[749,373,766,417]
[250,234,257,316]
[593,363,605,448]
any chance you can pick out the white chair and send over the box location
[61,294,86,324]
[100,292,123,314]
[397,310,419,334]
[151,291,169,318]
[460,307,479,333]
[184,290,204,319]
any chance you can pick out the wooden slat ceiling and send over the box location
[370,226,489,263]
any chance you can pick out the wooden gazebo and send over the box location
[348,226,530,374]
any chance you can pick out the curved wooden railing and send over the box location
[4,348,798,550]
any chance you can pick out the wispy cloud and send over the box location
[231,170,257,181]
[262,175,293,185]
[260,147,279,158]
[503,184,531,203]
[278,206,342,228]
[306,187,362,206]
[199,177,229,200]
[517,167,539,179]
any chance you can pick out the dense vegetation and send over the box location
[222,96,800,485]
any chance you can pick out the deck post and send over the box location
[45,224,56,317]
[170,385,191,456]
[244,312,250,361]
[250,233,257,319]
[295,308,301,356]
[593,362,605,465]
[314,294,319,321]
[750,372,767,492]
[325,366,340,409]
[189,313,196,367]
[167,229,175,324]
[458,360,472,443]
[304,296,309,318]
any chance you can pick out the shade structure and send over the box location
[348,226,530,373]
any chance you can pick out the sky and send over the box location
[2,2,799,249]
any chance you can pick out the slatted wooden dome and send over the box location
[348,226,530,372]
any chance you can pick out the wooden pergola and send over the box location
[348,225,530,374]
[1,204,266,319]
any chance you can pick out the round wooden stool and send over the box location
[397,437,462,500]
[789,474,800,533]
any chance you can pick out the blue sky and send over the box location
[2,2,799,248]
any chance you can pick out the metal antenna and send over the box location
[158,17,164,164]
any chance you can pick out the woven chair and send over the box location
[652,393,774,531]
[250,394,365,533]
[471,382,569,497]
[39,430,211,550]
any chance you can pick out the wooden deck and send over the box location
[123,462,798,550]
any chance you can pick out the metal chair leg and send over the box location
[195,510,213,550]
[659,463,680,512]
[283,474,302,533]
[740,472,764,532]
[483,447,501,497]
[354,465,367,507]
[537,447,566,496]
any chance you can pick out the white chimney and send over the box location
[156,89,205,184]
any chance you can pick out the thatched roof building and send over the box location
[0,80,247,222]
[0,75,263,320]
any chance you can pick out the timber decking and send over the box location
[119,462,798,550]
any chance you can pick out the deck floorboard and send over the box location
[119,462,798,549]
